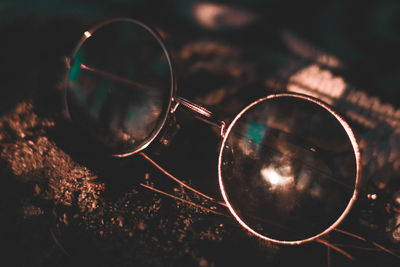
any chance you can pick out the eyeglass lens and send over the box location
[66,19,173,156]
[219,95,358,243]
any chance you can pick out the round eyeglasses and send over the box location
[64,18,361,245]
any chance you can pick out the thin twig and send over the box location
[50,229,70,256]
[140,183,227,217]
[335,228,366,241]
[140,152,227,207]
[335,228,400,259]
[316,239,355,260]
[332,244,394,251]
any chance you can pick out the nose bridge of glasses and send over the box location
[172,96,226,137]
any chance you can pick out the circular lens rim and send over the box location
[218,92,361,245]
[64,17,176,157]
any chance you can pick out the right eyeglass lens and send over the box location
[219,95,359,243]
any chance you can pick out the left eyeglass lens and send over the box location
[66,19,173,156]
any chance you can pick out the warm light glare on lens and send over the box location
[84,31,91,38]
[260,166,294,187]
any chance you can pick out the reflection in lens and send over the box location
[219,94,360,244]
[66,18,174,156]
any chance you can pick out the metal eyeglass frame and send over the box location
[64,17,361,245]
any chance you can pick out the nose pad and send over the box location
[158,116,181,147]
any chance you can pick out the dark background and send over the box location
[1,0,400,266]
